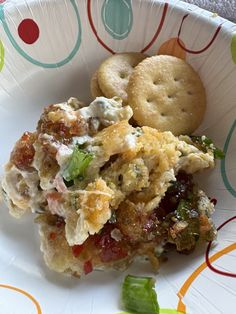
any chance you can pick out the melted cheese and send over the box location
[1,97,216,251]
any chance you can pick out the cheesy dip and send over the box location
[1,97,218,276]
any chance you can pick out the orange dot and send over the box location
[158,38,186,60]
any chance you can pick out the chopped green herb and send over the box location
[190,135,225,160]
[122,275,160,314]
[176,199,191,221]
[63,146,93,182]
[173,197,200,251]
[213,147,225,160]
[201,136,212,146]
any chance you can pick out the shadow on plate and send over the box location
[159,245,208,277]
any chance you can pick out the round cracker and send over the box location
[127,55,206,135]
[97,52,147,104]
[90,70,104,98]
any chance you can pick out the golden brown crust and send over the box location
[94,120,136,156]
[65,178,114,245]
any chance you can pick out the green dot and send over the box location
[0,40,4,71]
[231,34,236,64]
[160,309,184,314]
[117,309,184,314]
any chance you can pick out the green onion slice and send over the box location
[63,146,93,182]
[122,275,160,314]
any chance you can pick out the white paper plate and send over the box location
[0,0,236,313]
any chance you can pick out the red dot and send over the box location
[18,19,40,44]
[0,0,6,3]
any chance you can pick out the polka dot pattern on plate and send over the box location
[101,0,133,40]
[18,19,40,45]
[231,34,236,64]
[158,38,186,60]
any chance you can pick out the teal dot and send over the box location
[102,0,133,40]
[231,34,236,64]
[221,120,236,197]
[0,4,4,21]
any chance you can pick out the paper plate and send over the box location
[0,0,236,313]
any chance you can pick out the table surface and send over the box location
[183,0,236,22]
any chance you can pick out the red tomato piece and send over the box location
[72,244,84,257]
[83,260,93,275]
[10,132,36,171]
[96,225,128,263]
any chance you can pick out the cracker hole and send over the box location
[167,95,174,99]
[120,72,127,79]
[161,112,166,117]
[181,108,186,113]
[153,81,159,85]
[147,98,151,103]
[174,78,179,82]
[187,91,193,95]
